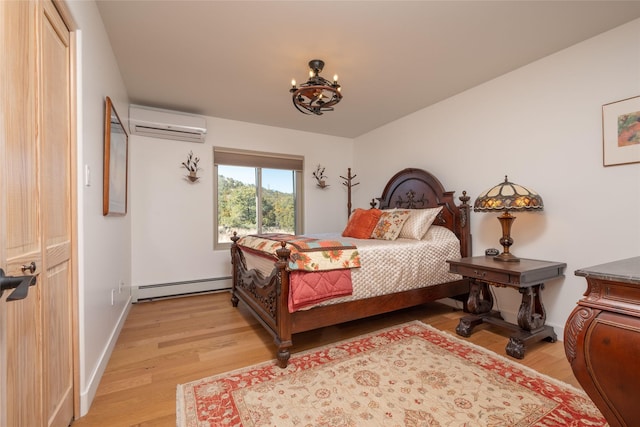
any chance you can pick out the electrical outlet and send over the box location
[111,289,115,306]
[118,280,125,293]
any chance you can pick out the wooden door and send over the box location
[0,1,43,425]
[0,1,75,426]
[40,1,74,426]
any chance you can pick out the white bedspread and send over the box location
[241,225,462,308]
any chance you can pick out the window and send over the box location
[214,147,303,248]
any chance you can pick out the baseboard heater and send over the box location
[133,276,232,302]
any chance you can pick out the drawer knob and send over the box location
[473,270,486,278]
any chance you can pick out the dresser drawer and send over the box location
[449,264,518,285]
[447,257,565,288]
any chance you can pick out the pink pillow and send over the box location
[342,208,382,239]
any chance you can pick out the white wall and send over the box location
[130,118,353,289]
[353,19,640,336]
[66,0,132,416]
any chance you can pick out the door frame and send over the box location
[51,0,80,419]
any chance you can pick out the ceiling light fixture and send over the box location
[289,59,342,115]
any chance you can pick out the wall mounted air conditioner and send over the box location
[128,104,207,143]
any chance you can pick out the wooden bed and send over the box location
[230,168,472,367]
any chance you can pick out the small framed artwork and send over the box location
[103,96,129,216]
[602,95,640,166]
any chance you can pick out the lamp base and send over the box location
[494,211,520,262]
[494,252,520,262]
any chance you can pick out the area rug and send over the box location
[176,321,606,426]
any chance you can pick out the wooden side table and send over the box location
[447,256,566,359]
[565,257,640,427]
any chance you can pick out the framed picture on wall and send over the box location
[602,95,640,167]
[103,96,129,215]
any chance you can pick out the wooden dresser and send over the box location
[564,257,640,427]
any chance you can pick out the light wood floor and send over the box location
[71,291,580,426]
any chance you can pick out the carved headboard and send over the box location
[372,168,471,257]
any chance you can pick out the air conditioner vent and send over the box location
[128,104,207,143]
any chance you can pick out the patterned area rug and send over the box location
[176,321,606,426]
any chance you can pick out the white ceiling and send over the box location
[96,1,640,138]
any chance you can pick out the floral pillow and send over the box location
[342,208,382,239]
[371,210,411,240]
[398,207,443,240]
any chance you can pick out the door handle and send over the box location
[21,261,36,274]
[0,268,37,301]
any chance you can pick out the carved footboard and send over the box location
[230,234,294,367]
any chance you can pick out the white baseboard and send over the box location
[79,295,132,416]
[132,277,232,302]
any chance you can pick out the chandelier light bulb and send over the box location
[333,74,338,83]
[291,79,296,88]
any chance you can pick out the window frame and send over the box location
[213,147,304,250]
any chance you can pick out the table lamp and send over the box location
[474,176,543,262]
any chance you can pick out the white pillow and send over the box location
[398,207,443,240]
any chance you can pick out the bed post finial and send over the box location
[458,191,471,256]
[459,190,470,206]
[458,191,470,228]
[275,241,291,267]
[370,198,377,209]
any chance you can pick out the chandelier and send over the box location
[289,59,342,115]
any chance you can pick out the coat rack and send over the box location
[340,168,360,219]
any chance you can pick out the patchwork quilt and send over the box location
[237,233,361,271]
[237,233,361,311]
